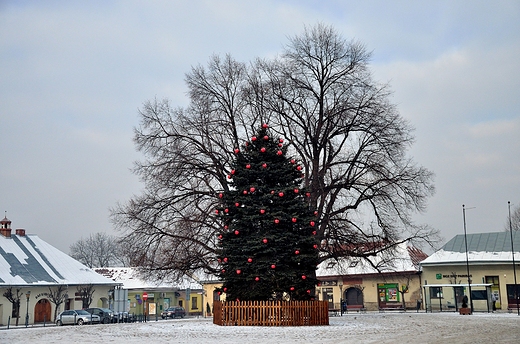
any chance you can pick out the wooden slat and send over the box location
[213,300,329,326]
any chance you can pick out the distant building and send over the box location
[316,242,427,311]
[0,216,119,326]
[94,267,203,317]
[420,231,520,312]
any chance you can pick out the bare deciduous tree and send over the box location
[44,285,68,321]
[506,202,520,232]
[2,287,22,326]
[69,232,127,268]
[111,24,439,282]
[76,284,95,309]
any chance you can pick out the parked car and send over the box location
[56,310,100,326]
[114,311,136,323]
[161,306,186,319]
[85,307,115,324]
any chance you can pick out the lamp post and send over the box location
[338,279,344,316]
[25,291,31,327]
[508,201,519,315]
[463,205,475,313]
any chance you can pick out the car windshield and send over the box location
[76,310,90,315]
[100,308,112,313]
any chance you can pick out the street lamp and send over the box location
[338,279,344,316]
[25,291,31,327]
[508,201,519,315]
[463,205,475,313]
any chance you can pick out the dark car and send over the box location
[161,306,186,319]
[85,307,115,324]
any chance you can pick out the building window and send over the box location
[430,286,443,299]
[191,296,198,310]
[378,283,400,302]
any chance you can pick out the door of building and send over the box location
[34,299,51,323]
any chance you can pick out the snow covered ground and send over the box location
[2,311,519,344]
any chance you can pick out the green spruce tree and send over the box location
[216,124,319,301]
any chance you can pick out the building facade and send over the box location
[420,231,520,312]
[0,217,118,326]
[316,243,427,311]
[95,267,204,317]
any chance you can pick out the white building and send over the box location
[0,216,119,326]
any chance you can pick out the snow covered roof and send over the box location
[317,242,426,278]
[0,233,118,287]
[94,267,202,290]
[420,231,520,266]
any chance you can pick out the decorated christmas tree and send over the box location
[216,124,319,301]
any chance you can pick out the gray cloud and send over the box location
[1,1,519,252]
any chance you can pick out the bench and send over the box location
[379,304,405,312]
[329,309,340,316]
[508,304,520,313]
[459,308,471,315]
[346,305,366,313]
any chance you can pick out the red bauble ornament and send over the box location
[270,190,275,194]
[219,193,223,198]
[235,202,240,207]
[290,159,296,164]
[255,276,260,281]
[262,238,268,244]
[313,244,318,249]
[278,143,283,147]
[218,235,223,239]
[262,123,268,129]
[278,192,284,197]
[314,211,318,216]
[263,135,269,140]
[307,290,311,294]
[215,209,219,214]
[260,147,266,153]
[296,165,302,171]
[227,175,231,179]
[251,136,257,141]
[260,209,266,214]
[231,169,235,175]
[312,230,317,235]
[243,190,248,195]
[234,230,240,235]
[223,287,227,292]
[224,208,229,213]
[271,264,276,269]
[290,287,295,291]
[246,164,251,169]
[279,138,284,143]
[236,269,241,274]
[234,148,240,154]
[306,192,311,197]
[262,163,267,168]
[224,225,228,230]
[247,258,253,263]
[294,188,299,193]
[274,218,280,224]
[301,275,307,280]
[310,221,315,227]
[295,250,300,255]
[221,269,225,273]
[250,187,256,192]
[291,217,297,223]
[223,257,228,262]
[276,150,283,156]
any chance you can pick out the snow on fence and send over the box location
[213,300,329,326]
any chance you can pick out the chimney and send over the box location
[16,228,26,236]
[1,216,12,238]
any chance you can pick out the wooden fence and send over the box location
[213,300,329,326]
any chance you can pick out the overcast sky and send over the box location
[1,1,519,254]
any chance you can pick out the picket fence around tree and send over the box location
[213,300,329,326]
